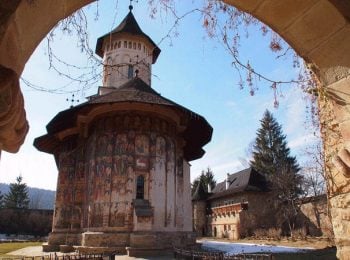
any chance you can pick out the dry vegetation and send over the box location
[0,242,42,257]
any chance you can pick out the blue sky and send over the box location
[0,1,317,190]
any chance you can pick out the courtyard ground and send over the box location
[199,237,336,259]
[1,238,336,259]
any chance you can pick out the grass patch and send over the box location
[0,242,42,257]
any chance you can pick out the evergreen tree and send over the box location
[250,110,304,235]
[4,176,30,209]
[191,167,216,195]
[0,191,4,208]
[250,110,300,177]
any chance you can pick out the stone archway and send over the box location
[0,0,94,152]
[1,0,350,258]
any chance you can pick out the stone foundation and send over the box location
[45,231,196,255]
[75,246,127,255]
[81,232,130,247]
[42,243,60,252]
[127,231,196,257]
[129,231,196,249]
[48,231,82,247]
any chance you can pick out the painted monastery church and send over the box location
[34,6,212,256]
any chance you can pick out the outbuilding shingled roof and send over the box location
[208,167,269,200]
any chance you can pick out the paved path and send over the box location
[7,246,173,259]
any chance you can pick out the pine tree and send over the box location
[250,110,300,177]
[4,176,30,209]
[250,110,304,235]
[0,191,4,208]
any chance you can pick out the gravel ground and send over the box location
[7,246,173,259]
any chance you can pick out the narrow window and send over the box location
[128,65,134,79]
[118,41,121,48]
[124,41,127,48]
[138,43,141,50]
[136,175,144,199]
[128,41,132,49]
[133,42,136,49]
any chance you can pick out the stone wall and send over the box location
[0,208,53,236]
[208,192,275,239]
[193,201,207,236]
[239,193,276,237]
[298,195,333,238]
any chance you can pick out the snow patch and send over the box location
[201,240,314,254]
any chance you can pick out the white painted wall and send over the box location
[102,37,153,88]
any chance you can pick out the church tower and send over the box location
[95,5,160,90]
[34,6,212,256]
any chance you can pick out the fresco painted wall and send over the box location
[52,113,191,234]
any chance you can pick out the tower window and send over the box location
[128,41,132,49]
[118,41,121,48]
[138,43,141,50]
[136,175,144,199]
[128,65,134,79]
[124,41,127,48]
[133,42,136,49]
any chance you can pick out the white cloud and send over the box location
[289,133,318,150]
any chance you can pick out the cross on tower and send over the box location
[66,94,79,108]
[129,0,138,11]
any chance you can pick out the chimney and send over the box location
[208,183,212,193]
[226,173,230,190]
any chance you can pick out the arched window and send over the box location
[128,65,134,79]
[136,175,144,199]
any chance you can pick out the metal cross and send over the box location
[66,93,79,108]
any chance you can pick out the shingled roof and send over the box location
[208,167,269,200]
[95,10,161,63]
[34,77,213,162]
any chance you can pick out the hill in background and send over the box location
[0,183,55,210]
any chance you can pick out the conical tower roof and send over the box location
[95,10,161,63]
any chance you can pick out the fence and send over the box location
[173,247,273,260]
